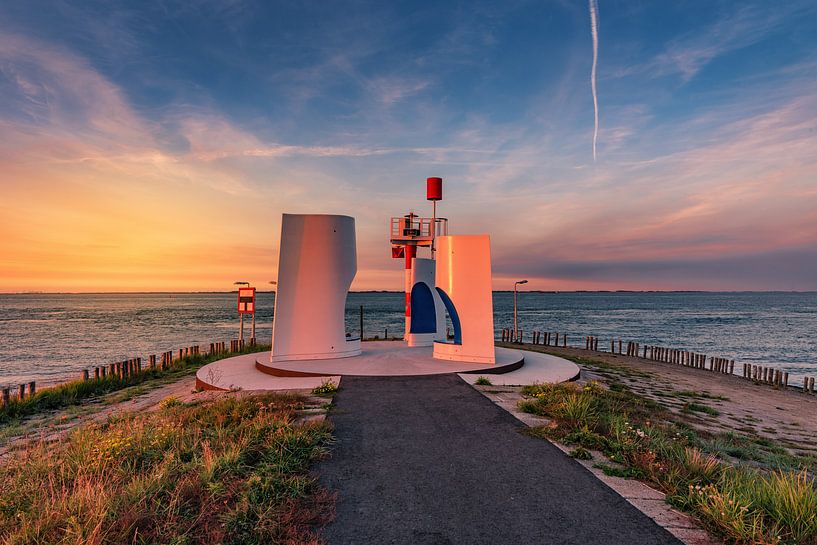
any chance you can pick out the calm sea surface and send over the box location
[1,292,815,385]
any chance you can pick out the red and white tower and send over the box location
[390,177,448,338]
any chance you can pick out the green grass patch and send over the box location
[672,390,729,401]
[474,376,493,386]
[682,402,721,417]
[0,392,333,544]
[0,344,270,424]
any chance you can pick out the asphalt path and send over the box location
[318,374,682,545]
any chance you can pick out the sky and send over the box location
[1,0,816,292]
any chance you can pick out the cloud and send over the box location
[618,2,816,83]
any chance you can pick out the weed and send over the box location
[312,380,339,396]
[474,376,492,386]
[594,463,645,479]
[570,447,593,460]
[159,396,184,410]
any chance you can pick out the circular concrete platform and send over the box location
[196,342,580,391]
[255,342,523,378]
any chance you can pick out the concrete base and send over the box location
[406,332,438,347]
[257,342,520,377]
[270,338,361,362]
[458,350,580,386]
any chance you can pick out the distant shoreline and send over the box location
[2,290,816,295]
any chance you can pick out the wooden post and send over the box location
[101,366,107,378]
[563,334,567,347]
[1,387,9,408]
[28,381,36,396]
[82,369,90,381]
[784,372,789,388]
[359,304,364,341]
[94,367,100,380]
[18,384,25,400]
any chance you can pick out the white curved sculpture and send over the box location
[432,235,496,364]
[270,214,361,362]
[407,257,446,347]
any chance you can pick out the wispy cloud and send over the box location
[589,0,599,161]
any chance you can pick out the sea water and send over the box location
[1,292,815,385]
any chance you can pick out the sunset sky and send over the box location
[1,1,816,292]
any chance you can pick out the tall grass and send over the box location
[0,392,333,544]
[0,344,270,424]
[520,381,817,545]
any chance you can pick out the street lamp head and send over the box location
[234,281,250,286]
[515,279,528,285]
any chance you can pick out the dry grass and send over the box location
[0,392,334,545]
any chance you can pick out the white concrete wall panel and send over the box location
[433,235,496,364]
[270,214,361,362]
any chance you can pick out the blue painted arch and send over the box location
[435,287,461,345]
[409,282,437,334]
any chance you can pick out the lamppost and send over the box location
[234,281,249,341]
[513,280,528,342]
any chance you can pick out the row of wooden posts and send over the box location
[501,329,815,395]
[1,337,256,408]
[500,328,568,347]
[584,335,815,394]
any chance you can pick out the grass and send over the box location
[0,392,334,544]
[672,390,730,401]
[519,380,817,545]
[682,402,721,417]
[0,344,270,425]
[474,376,493,386]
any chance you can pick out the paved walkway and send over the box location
[318,374,682,545]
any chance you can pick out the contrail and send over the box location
[589,0,599,162]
